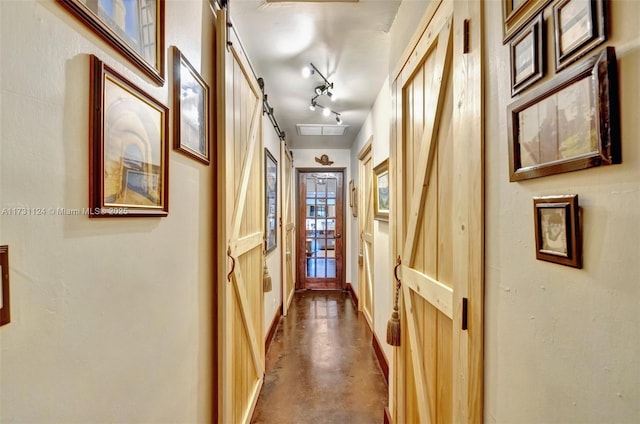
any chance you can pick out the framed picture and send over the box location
[59,0,164,85]
[0,246,9,326]
[349,180,358,218]
[510,13,545,96]
[89,55,169,217]
[507,47,619,182]
[553,0,607,71]
[533,194,581,268]
[265,148,278,253]
[373,159,389,222]
[172,46,210,165]
[502,0,552,43]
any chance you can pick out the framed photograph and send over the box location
[59,0,164,85]
[553,0,607,71]
[502,0,552,44]
[533,195,581,268]
[265,148,278,253]
[510,13,545,96]
[172,46,210,165]
[373,159,389,222]
[349,180,358,218]
[0,246,9,326]
[507,47,619,182]
[89,55,169,217]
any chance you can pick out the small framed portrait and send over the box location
[502,0,552,44]
[510,12,544,96]
[89,55,169,217]
[265,148,278,253]
[553,0,607,71]
[373,159,389,222]
[533,194,581,268]
[507,47,619,181]
[171,46,210,165]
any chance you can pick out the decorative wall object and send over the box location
[349,180,358,218]
[315,154,334,166]
[59,0,165,84]
[265,148,278,253]
[89,55,169,217]
[373,159,389,221]
[553,0,607,71]
[533,195,581,268]
[510,12,545,96]
[507,47,619,181]
[171,46,210,165]
[502,0,552,43]
[0,246,9,326]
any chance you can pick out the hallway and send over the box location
[251,291,388,424]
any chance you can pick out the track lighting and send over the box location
[335,114,342,125]
[303,62,343,124]
[322,107,331,117]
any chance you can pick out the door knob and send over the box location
[335,234,342,239]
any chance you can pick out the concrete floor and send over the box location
[251,290,388,424]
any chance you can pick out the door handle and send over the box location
[335,234,342,239]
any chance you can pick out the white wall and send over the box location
[263,118,282,336]
[0,1,214,422]
[350,79,393,362]
[484,1,640,423]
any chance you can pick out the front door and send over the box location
[296,170,345,290]
[390,0,483,423]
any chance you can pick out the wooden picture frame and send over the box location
[265,148,278,253]
[0,246,9,326]
[348,179,358,218]
[533,194,581,268]
[510,13,545,96]
[553,0,607,71]
[503,0,552,44]
[89,55,169,217]
[59,0,165,85]
[507,47,619,182]
[172,46,210,165]
[373,159,389,222]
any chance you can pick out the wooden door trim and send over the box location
[280,143,295,315]
[296,168,346,290]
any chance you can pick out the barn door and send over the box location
[281,143,295,315]
[358,142,374,328]
[390,0,483,423]
[217,11,264,424]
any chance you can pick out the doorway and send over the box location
[296,170,345,290]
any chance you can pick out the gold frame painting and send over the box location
[89,55,169,217]
[373,159,389,222]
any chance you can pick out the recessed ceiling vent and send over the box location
[296,124,349,136]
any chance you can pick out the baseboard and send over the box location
[384,406,392,424]
[265,303,283,353]
[345,282,359,309]
[372,331,389,385]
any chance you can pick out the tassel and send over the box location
[263,260,272,292]
[387,257,402,347]
[386,303,401,346]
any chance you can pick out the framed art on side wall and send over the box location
[89,55,169,217]
[59,0,165,84]
[533,194,581,268]
[373,159,389,222]
[172,46,211,165]
[502,0,552,43]
[507,47,619,181]
[510,12,545,96]
[265,148,278,253]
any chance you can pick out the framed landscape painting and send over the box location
[89,55,169,217]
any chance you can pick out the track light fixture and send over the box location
[303,62,343,124]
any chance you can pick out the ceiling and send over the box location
[229,0,402,150]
